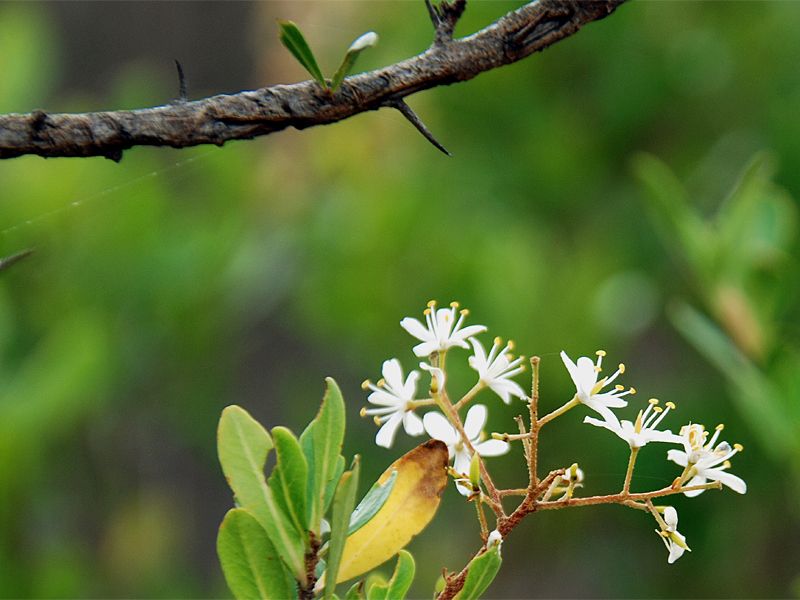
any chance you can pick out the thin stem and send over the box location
[622,447,639,494]
[528,356,540,488]
[538,396,580,427]
[498,488,528,497]
[535,480,722,510]
[515,415,531,464]
[474,497,489,541]
[408,398,437,409]
[453,381,485,412]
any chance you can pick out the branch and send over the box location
[0,0,625,161]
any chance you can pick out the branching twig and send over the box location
[0,0,625,161]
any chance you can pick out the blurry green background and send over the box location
[1,1,799,598]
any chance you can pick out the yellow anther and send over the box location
[618,363,626,373]
[450,301,459,308]
[652,406,663,413]
[359,407,367,417]
[508,340,516,351]
[649,398,659,405]
[596,350,607,357]
[734,443,744,452]
[460,308,469,316]
[361,379,371,390]
[372,416,381,426]
[615,384,624,391]
[723,460,732,469]
[594,366,602,373]
[716,423,725,431]
[423,308,432,316]
[427,300,437,308]
[377,378,386,387]
[494,336,502,346]
[665,401,676,410]
[629,387,637,395]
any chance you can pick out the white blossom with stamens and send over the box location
[468,337,527,404]
[658,506,690,564]
[667,424,746,497]
[583,399,682,449]
[361,359,424,448]
[401,301,487,357]
[561,350,635,420]
[423,404,509,495]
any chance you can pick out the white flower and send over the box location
[583,399,682,449]
[423,404,509,495]
[361,359,424,448]
[401,301,487,357]
[420,362,446,394]
[667,424,746,497]
[468,337,527,404]
[658,506,690,564]
[561,350,635,420]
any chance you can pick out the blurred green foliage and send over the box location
[1,1,799,598]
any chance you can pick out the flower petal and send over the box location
[667,449,688,467]
[381,358,404,390]
[703,468,747,494]
[400,317,432,342]
[463,404,488,439]
[453,448,472,475]
[403,410,425,437]
[423,411,458,446]
[475,439,509,457]
[375,412,404,448]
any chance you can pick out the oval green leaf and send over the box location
[269,426,309,534]
[453,546,502,600]
[217,508,297,600]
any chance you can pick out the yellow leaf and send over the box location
[336,440,448,583]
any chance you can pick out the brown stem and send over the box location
[0,0,626,161]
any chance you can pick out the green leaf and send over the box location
[217,508,297,600]
[277,20,326,88]
[453,546,502,600]
[365,551,415,600]
[325,457,361,600]
[269,426,309,534]
[344,581,365,600]
[330,31,379,92]
[218,406,307,584]
[324,455,346,516]
[632,153,714,278]
[347,469,397,535]
[308,378,347,533]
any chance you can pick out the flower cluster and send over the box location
[361,301,747,564]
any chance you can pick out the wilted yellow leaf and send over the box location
[336,439,449,583]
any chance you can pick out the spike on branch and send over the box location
[388,99,450,156]
[424,0,467,45]
[173,59,188,103]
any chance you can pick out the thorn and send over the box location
[0,248,35,273]
[388,99,451,156]
[174,59,188,103]
[424,0,467,45]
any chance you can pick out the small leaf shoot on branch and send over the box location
[277,20,378,92]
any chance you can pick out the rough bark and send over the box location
[0,0,625,161]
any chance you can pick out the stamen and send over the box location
[377,378,386,387]
[359,407,367,417]
[361,379,371,390]
[508,340,515,351]
[716,423,725,431]
[450,301,459,309]
[427,300,437,309]
[629,387,637,395]
[616,385,625,391]
[596,350,607,357]
[649,398,659,406]
[618,363,625,374]
[460,308,469,316]
[373,416,382,426]
[734,443,743,452]
[665,401,676,410]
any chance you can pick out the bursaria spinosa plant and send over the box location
[216,301,746,599]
